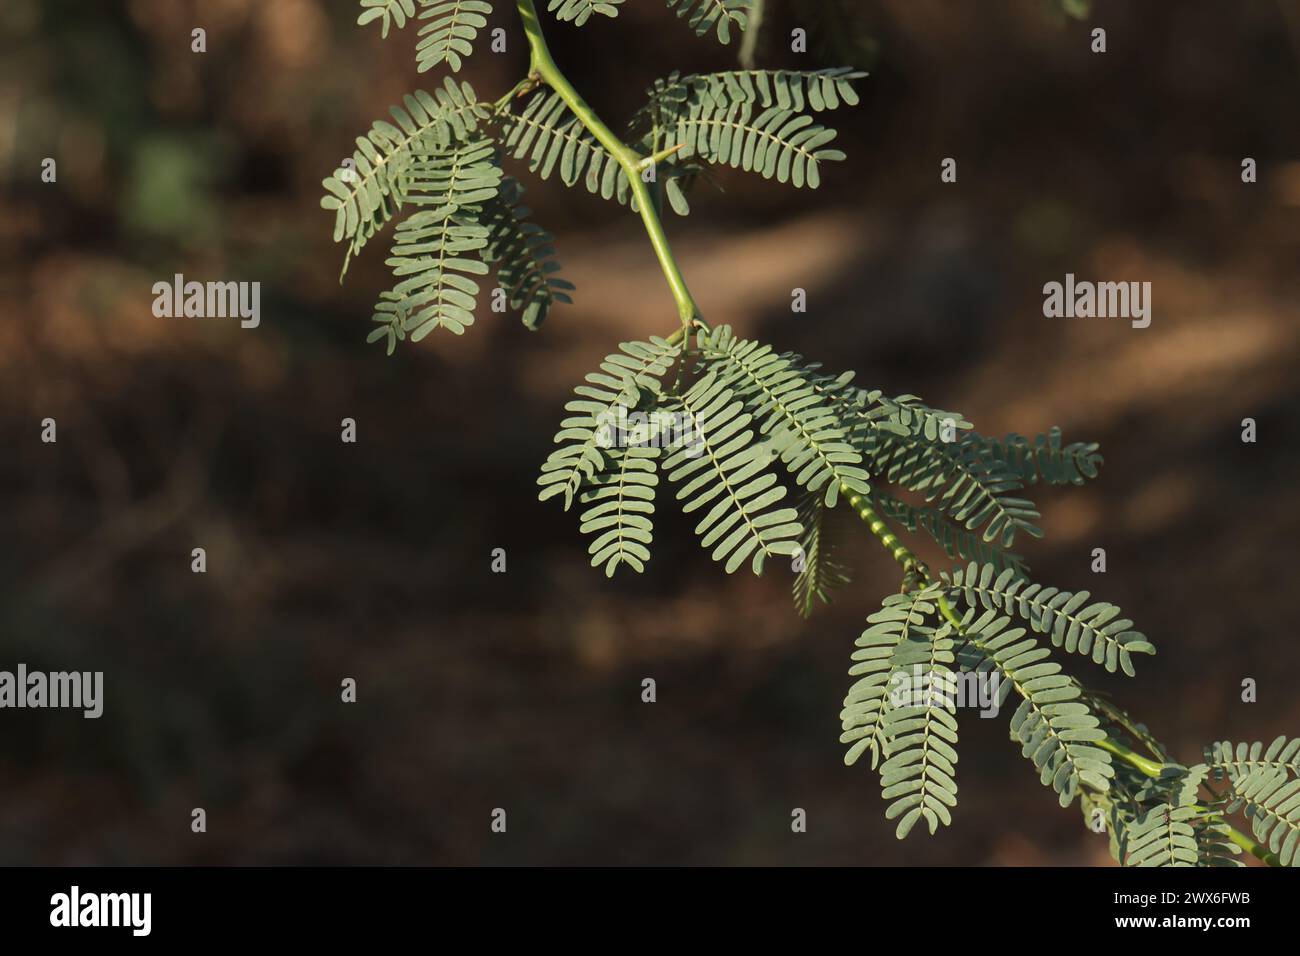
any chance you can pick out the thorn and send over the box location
[638,143,686,171]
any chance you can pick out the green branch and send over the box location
[842,488,920,571]
[1096,737,1166,779]
[513,0,702,331]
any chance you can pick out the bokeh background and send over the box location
[2,0,1299,865]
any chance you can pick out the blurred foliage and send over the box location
[124,134,224,244]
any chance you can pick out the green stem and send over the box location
[1223,824,1283,867]
[841,488,920,571]
[737,0,765,70]
[840,485,965,629]
[1097,737,1167,778]
[838,481,1283,866]
[513,0,702,330]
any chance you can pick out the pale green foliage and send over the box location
[416,1,494,73]
[378,215,490,340]
[868,434,1040,548]
[480,177,573,329]
[872,489,1030,578]
[866,430,1044,549]
[1206,737,1300,865]
[579,445,659,575]
[358,0,418,37]
[1224,771,1300,866]
[809,376,1046,555]
[404,137,502,215]
[324,81,577,349]
[792,492,851,618]
[651,77,847,188]
[1187,816,1243,867]
[812,376,970,447]
[354,0,493,71]
[877,601,959,837]
[535,323,1101,608]
[840,588,941,773]
[967,428,1102,487]
[663,369,803,574]
[1207,736,1300,779]
[321,79,489,277]
[634,68,864,135]
[498,90,632,204]
[335,1,1297,867]
[665,0,749,44]
[948,562,1156,676]
[1081,700,1242,866]
[361,0,753,60]
[538,326,893,579]
[692,67,864,111]
[368,138,498,345]
[538,339,681,512]
[956,607,1115,806]
[548,0,623,26]
[495,69,865,213]
[1125,803,1204,867]
[861,392,971,442]
[698,326,870,507]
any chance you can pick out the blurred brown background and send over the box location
[2,0,1299,865]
